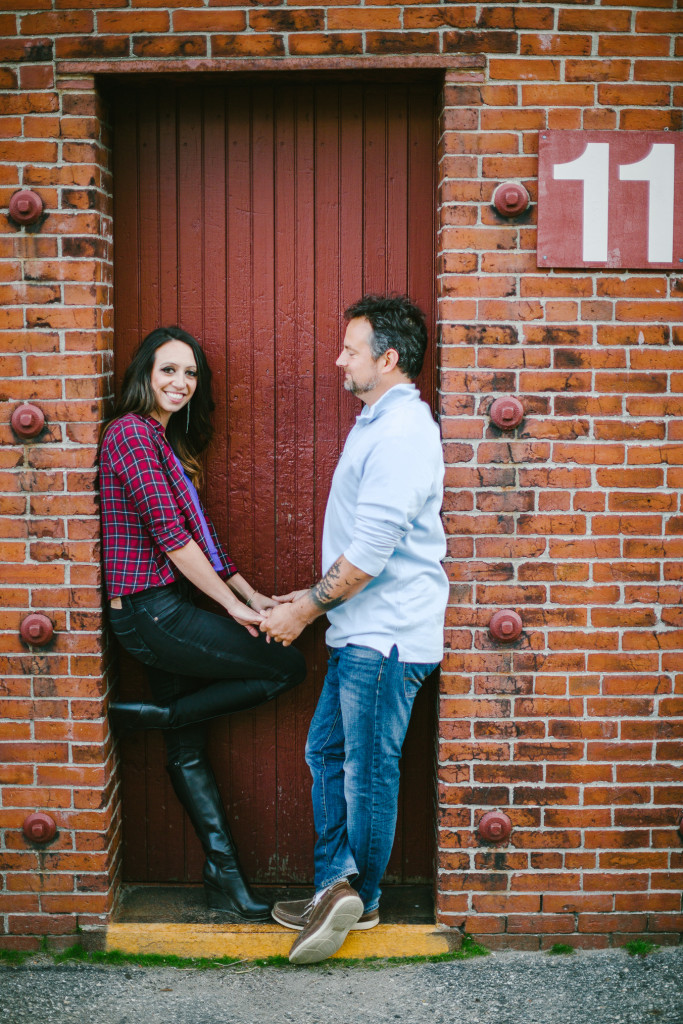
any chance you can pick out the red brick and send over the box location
[289,33,363,55]
[490,58,561,81]
[521,33,591,57]
[132,36,207,58]
[250,10,324,32]
[558,8,632,32]
[98,11,170,33]
[601,35,671,57]
[635,60,683,82]
[444,30,517,54]
[20,12,93,35]
[329,8,401,30]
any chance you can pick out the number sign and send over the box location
[537,131,682,269]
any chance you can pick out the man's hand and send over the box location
[262,557,373,645]
[261,599,311,647]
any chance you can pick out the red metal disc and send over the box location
[492,180,530,217]
[489,395,524,430]
[20,613,54,646]
[478,810,512,843]
[11,403,45,439]
[23,812,57,844]
[9,189,44,226]
[489,609,523,643]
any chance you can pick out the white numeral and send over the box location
[553,142,610,262]
[618,143,675,263]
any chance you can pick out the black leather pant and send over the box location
[109,581,306,763]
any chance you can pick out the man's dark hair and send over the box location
[344,294,428,380]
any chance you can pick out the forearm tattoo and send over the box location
[309,558,363,612]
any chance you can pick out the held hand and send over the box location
[229,602,265,638]
[247,592,278,612]
[270,588,309,605]
[260,601,308,646]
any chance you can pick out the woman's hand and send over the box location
[247,592,278,612]
[270,588,310,604]
[228,601,265,638]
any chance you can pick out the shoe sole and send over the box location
[288,894,364,964]
[272,907,378,932]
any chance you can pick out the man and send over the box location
[262,294,449,964]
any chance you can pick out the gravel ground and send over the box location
[1,947,682,1024]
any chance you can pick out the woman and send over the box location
[99,326,306,922]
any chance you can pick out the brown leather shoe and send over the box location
[287,881,363,964]
[272,895,378,931]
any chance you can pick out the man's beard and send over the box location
[343,372,379,396]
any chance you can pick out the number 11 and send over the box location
[552,141,675,263]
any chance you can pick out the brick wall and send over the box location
[1,2,681,950]
[1,62,116,948]
[435,14,683,947]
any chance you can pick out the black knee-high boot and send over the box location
[110,677,278,733]
[166,751,271,922]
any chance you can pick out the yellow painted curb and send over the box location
[106,922,452,960]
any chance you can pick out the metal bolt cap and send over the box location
[9,189,44,226]
[492,180,530,217]
[20,613,54,646]
[489,395,524,430]
[23,812,57,844]
[478,810,513,843]
[489,609,523,643]
[11,403,45,439]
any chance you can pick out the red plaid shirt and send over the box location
[99,413,237,598]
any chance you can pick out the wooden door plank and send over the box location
[408,84,437,405]
[269,83,318,881]
[157,90,179,327]
[201,86,230,552]
[137,94,161,337]
[363,85,388,297]
[386,84,409,296]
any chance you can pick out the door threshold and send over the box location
[108,884,453,960]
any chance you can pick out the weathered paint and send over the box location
[105,922,455,960]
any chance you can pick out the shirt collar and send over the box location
[359,382,418,423]
[141,413,166,435]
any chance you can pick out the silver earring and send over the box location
[186,401,191,432]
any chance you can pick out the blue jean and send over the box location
[305,644,438,913]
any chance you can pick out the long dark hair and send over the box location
[103,326,215,484]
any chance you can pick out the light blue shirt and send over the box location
[322,383,449,663]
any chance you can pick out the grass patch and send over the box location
[318,932,489,967]
[0,949,29,966]
[3,933,490,972]
[547,943,575,956]
[623,939,658,958]
[52,945,246,970]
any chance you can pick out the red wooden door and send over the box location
[112,78,438,885]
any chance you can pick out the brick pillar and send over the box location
[436,48,683,949]
[0,71,118,950]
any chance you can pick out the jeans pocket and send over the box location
[403,661,438,701]
[110,622,159,666]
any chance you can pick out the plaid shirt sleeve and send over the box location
[100,414,237,598]
[107,419,192,554]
